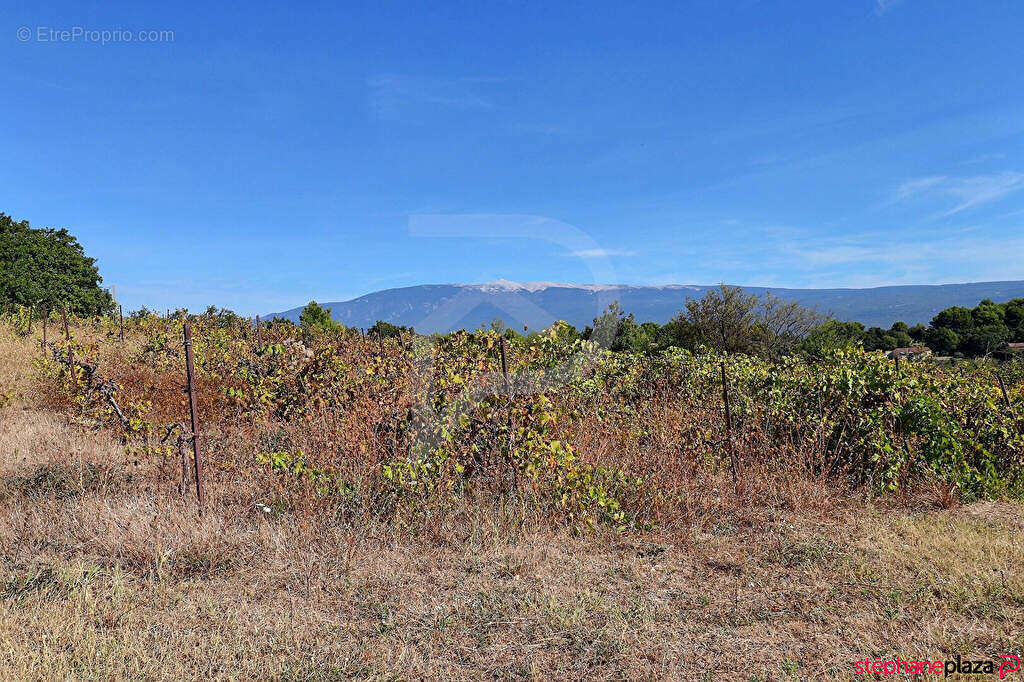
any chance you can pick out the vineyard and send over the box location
[14,306,1024,530]
[2,307,1024,678]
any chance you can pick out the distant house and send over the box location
[887,346,932,360]
[1008,342,1024,353]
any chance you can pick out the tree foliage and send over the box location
[921,298,1024,357]
[578,286,822,357]
[299,301,339,331]
[368,320,414,339]
[684,285,822,357]
[0,213,113,315]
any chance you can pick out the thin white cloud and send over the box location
[943,173,1024,215]
[571,248,635,259]
[961,153,1006,166]
[782,232,1024,278]
[649,217,1024,289]
[367,74,503,120]
[893,172,1024,217]
[895,176,947,200]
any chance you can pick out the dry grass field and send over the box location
[0,326,1022,680]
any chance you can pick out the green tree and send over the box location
[1001,298,1024,341]
[931,306,974,335]
[0,213,113,315]
[368,320,413,339]
[586,302,659,352]
[590,301,627,349]
[753,292,825,358]
[1003,298,1024,331]
[610,316,648,352]
[924,326,960,355]
[860,321,913,351]
[636,321,662,351]
[863,327,898,352]
[962,324,1009,357]
[545,319,581,345]
[972,299,1005,327]
[656,313,697,351]
[200,305,245,330]
[800,320,865,356]
[487,317,507,335]
[685,285,821,356]
[686,284,760,354]
[299,301,339,330]
[887,322,913,348]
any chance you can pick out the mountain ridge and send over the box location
[265,280,1024,333]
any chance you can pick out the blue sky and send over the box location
[2,0,1023,314]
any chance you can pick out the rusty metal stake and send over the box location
[994,371,1013,412]
[179,432,190,496]
[721,362,741,495]
[183,323,205,515]
[62,306,70,342]
[499,336,519,495]
[499,336,510,394]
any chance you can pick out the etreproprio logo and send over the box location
[854,654,1020,678]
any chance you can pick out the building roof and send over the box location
[891,346,931,355]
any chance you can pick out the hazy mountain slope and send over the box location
[266,280,1024,333]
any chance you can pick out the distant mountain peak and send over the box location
[467,279,633,293]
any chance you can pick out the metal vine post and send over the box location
[994,371,1014,414]
[720,361,741,495]
[498,336,519,495]
[183,323,206,515]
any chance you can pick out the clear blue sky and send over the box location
[2,1,1022,314]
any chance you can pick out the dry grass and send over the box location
[0,328,39,409]
[0,405,1021,680]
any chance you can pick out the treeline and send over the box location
[246,288,1024,361]
[471,287,1024,360]
[801,298,1024,358]
[283,287,824,359]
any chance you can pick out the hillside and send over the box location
[266,279,1024,332]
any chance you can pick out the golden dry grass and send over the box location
[0,327,39,409]
[0,405,1021,680]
